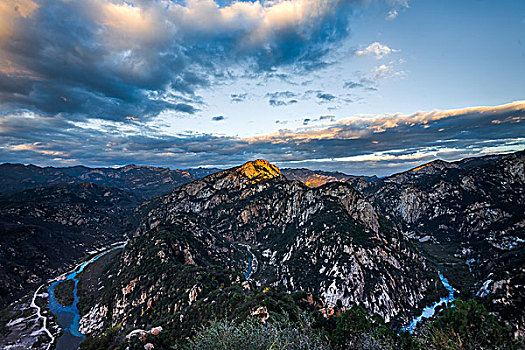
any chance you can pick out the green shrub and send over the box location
[174,314,329,350]
[419,299,520,350]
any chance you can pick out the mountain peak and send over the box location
[236,159,281,181]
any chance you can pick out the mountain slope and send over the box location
[282,168,377,188]
[357,151,525,336]
[0,183,138,307]
[0,163,221,200]
[78,160,442,345]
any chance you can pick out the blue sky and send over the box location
[0,0,524,175]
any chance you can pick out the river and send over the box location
[401,272,456,333]
[238,243,257,280]
[46,242,126,350]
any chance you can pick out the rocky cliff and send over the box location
[356,151,525,336]
[79,160,441,343]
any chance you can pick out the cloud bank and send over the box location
[0,0,360,121]
[2,101,523,176]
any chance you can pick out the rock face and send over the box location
[84,160,440,340]
[356,151,525,336]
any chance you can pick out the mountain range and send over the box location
[0,151,523,349]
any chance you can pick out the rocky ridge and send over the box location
[282,168,377,188]
[78,160,442,343]
[354,151,525,336]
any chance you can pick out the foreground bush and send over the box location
[173,315,329,350]
[419,299,522,350]
[330,305,416,350]
[82,299,521,350]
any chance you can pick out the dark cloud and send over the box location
[343,81,364,89]
[212,115,225,121]
[303,115,336,125]
[266,91,298,99]
[319,115,336,121]
[269,99,298,107]
[230,93,248,103]
[303,89,339,104]
[0,0,360,122]
[343,78,378,91]
[266,91,299,107]
[2,102,523,176]
[316,92,337,101]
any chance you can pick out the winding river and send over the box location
[46,242,126,350]
[239,244,257,280]
[401,272,456,333]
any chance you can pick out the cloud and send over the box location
[266,90,299,107]
[2,101,523,176]
[303,89,339,104]
[0,0,361,122]
[266,91,298,99]
[320,115,336,121]
[371,64,405,79]
[385,0,410,20]
[343,78,377,91]
[212,115,225,121]
[269,99,298,107]
[316,92,337,101]
[344,81,364,89]
[356,42,399,59]
[386,9,398,20]
[230,93,248,103]
[303,115,336,125]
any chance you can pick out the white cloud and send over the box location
[390,0,410,8]
[385,0,410,20]
[356,42,399,59]
[0,0,361,121]
[371,63,405,79]
[98,0,356,55]
[386,9,398,20]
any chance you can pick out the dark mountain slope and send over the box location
[0,163,221,200]
[0,183,138,307]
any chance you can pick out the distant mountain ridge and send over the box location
[281,168,377,188]
[0,163,222,200]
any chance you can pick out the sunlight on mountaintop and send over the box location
[411,161,435,172]
[237,159,281,181]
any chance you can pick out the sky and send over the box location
[0,0,524,176]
